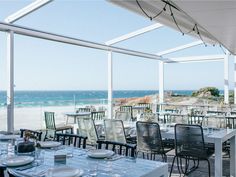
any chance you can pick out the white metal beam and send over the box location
[106,23,163,45]
[159,61,164,106]
[107,52,113,119]
[0,22,163,61]
[234,55,236,104]
[224,51,230,104]
[5,0,53,23]
[105,24,165,120]
[7,31,14,133]
[157,41,203,56]
[164,55,225,63]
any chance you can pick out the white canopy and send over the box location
[109,0,236,55]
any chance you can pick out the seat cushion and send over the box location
[56,124,73,131]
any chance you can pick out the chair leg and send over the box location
[164,154,167,162]
[176,157,182,175]
[179,157,186,174]
[66,116,69,125]
[44,130,48,141]
[169,156,176,177]
[8,171,16,177]
[206,159,211,177]
[53,131,57,141]
[0,168,4,177]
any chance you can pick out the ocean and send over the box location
[0,90,222,108]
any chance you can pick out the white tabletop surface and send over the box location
[64,112,91,116]
[6,146,168,177]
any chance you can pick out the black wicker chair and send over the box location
[138,103,151,109]
[188,114,204,125]
[169,124,213,177]
[226,116,236,129]
[136,121,172,162]
[76,107,91,113]
[1,167,5,177]
[55,133,87,149]
[97,140,136,157]
[20,129,42,141]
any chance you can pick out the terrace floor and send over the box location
[166,150,230,177]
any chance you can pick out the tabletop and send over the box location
[2,145,168,177]
[64,112,91,116]
[121,122,236,143]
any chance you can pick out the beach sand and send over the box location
[0,105,78,131]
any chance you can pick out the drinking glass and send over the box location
[86,161,98,177]
[1,143,8,156]
[66,145,74,158]
[208,127,213,134]
[35,149,45,165]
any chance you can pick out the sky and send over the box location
[0,0,233,91]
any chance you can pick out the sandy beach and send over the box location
[0,105,79,131]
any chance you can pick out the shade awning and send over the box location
[108,0,236,55]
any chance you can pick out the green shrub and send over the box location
[192,87,220,97]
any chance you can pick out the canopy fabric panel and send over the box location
[108,0,236,55]
[173,1,236,55]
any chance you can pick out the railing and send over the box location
[0,99,109,132]
[0,96,235,132]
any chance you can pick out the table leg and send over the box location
[230,136,236,176]
[215,139,222,177]
[74,116,76,124]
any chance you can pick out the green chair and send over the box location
[91,111,105,121]
[44,112,73,140]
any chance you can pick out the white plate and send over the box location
[46,167,84,177]
[87,149,114,159]
[4,156,34,167]
[38,141,61,148]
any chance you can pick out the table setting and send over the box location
[3,141,167,177]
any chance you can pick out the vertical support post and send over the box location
[6,31,14,133]
[159,61,164,110]
[224,51,229,104]
[108,51,113,119]
[234,55,236,104]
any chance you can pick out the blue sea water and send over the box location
[0,90,223,108]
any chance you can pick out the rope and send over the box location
[136,0,166,21]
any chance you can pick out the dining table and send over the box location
[124,122,236,177]
[64,112,91,124]
[0,143,169,177]
[155,111,188,124]
[132,106,147,114]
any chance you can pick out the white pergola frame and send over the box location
[106,31,228,118]
[2,0,233,132]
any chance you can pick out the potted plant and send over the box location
[17,131,36,153]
